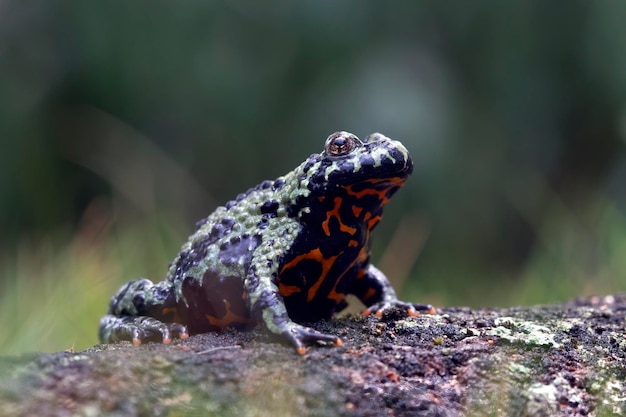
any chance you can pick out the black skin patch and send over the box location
[272,178,286,191]
[327,161,355,183]
[210,217,236,240]
[171,216,237,280]
[226,191,250,209]
[260,200,279,215]
[171,233,219,280]
[301,154,320,175]
[257,216,270,230]
[258,180,273,190]
[245,265,260,293]
[218,234,261,267]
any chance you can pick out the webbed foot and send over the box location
[99,315,189,345]
[363,300,435,318]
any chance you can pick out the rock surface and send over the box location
[1,295,626,417]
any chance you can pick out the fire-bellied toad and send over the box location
[99,131,433,354]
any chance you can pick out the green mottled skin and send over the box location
[99,131,432,353]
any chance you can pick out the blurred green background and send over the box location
[2,0,626,355]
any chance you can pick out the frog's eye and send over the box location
[325,132,361,157]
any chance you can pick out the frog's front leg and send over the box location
[354,264,435,317]
[99,278,189,345]
[245,267,342,355]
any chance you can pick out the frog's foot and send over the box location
[282,324,342,355]
[363,300,435,318]
[99,315,189,345]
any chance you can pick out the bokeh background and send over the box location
[2,1,626,355]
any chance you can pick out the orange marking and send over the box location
[367,215,382,231]
[367,177,407,186]
[322,197,357,237]
[345,177,407,206]
[335,338,343,347]
[162,307,182,323]
[326,246,368,304]
[357,247,369,263]
[327,290,345,304]
[296,346,307,355]
[352,205,363,217]
[362,287,377,302]
[306,253,337,302]
[278,283,302,297]
[205,300,253,329]
[280,248,339,302]
[348,240,359,248]
[366,177,392,183]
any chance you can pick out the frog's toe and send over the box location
[363,301,435,318]
[100,315,188,345]
[130,318,189,345]
[284,325,342,355]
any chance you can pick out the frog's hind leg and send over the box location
[99,278,189,345]
[99,315,188,345]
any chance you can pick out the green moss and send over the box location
[486,317,560,348]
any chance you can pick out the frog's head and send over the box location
[289,131,412,234]
[302,131,413,199]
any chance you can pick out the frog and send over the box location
[99,131,434,354]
